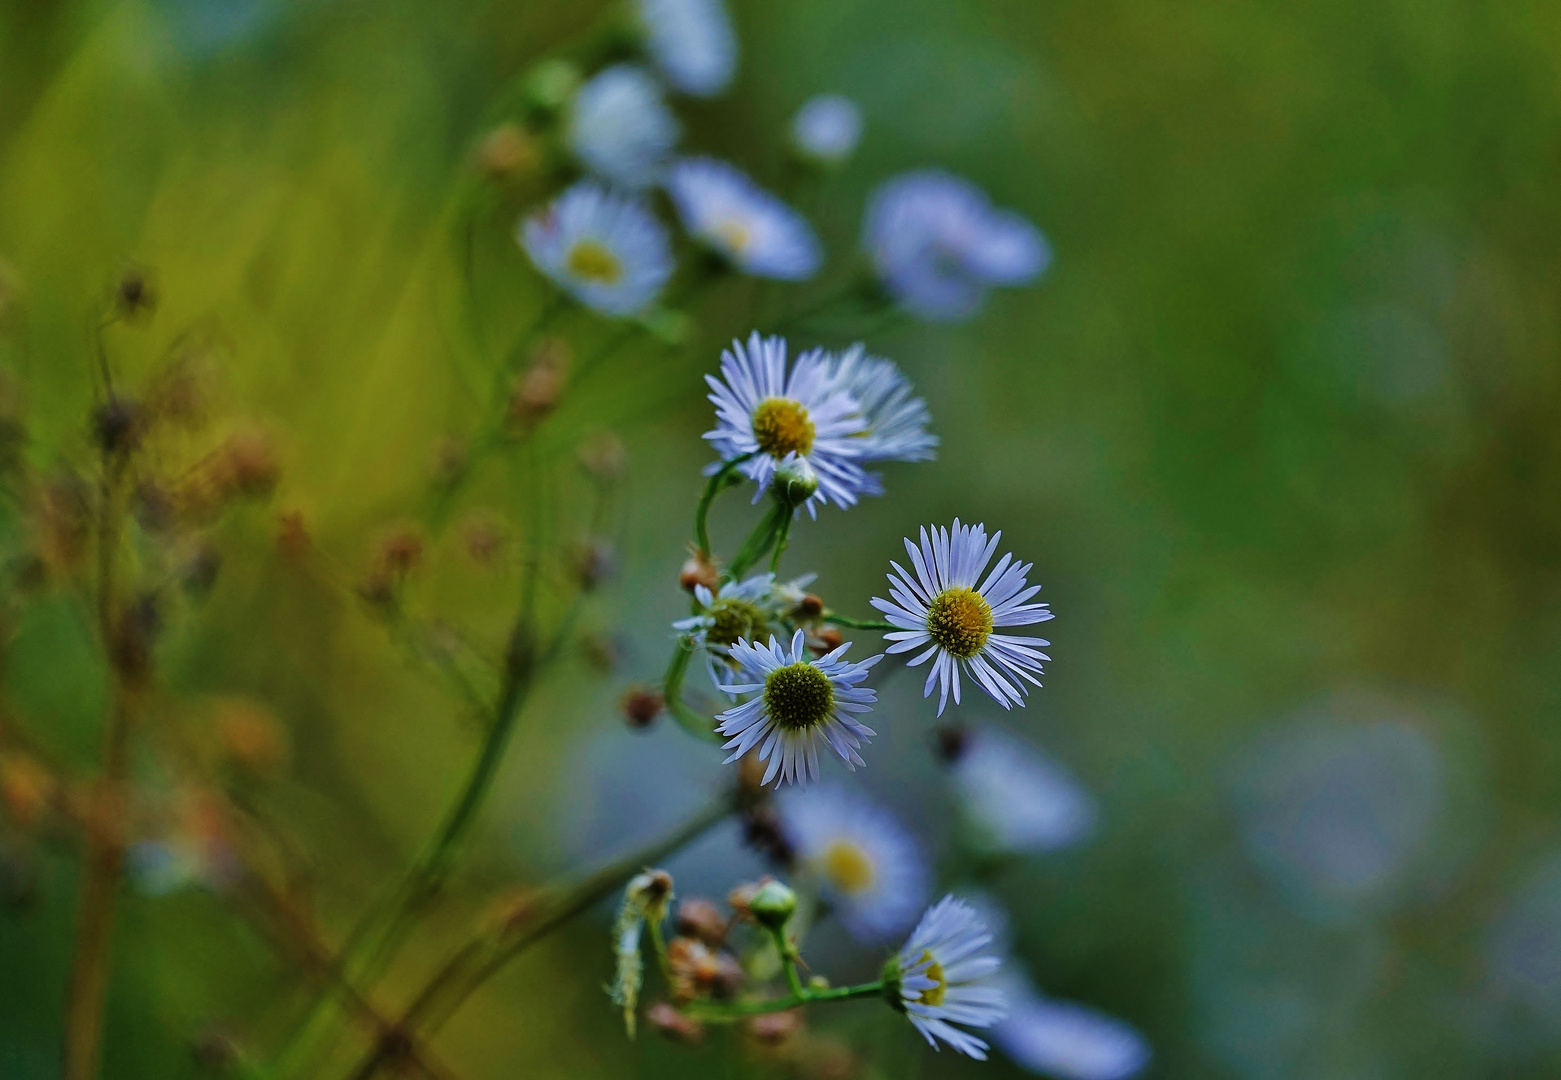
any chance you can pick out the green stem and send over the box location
[820,612,897,632]
[694,453,756,558]
[342,793,736,1080]
[726,502,787,582]
[768,511,793,576]
[770,926,805,999]
[683,980,886,1022]
[662,638,721,743]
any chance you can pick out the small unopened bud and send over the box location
[115,266,157,319]
[769,455,818,508]
[525,58,581,115]
[675,898,728,946]
[620,686,664,729]
[746,1009,802,1046]
[789,95,863,168]
[807,974,831,992]
[216,700,288,774]
[578,431,627,483]
[727,877,774,923]
[276,511,309,558]
[218,430,280,497]
[474,122,541,182]
[509,338,571,429]
[646,1002,704,1044]
[808,627,844,655]
[747,880,797,929]
[679,552,720,594]
[741,804,795,866]
[796,593,824,619]
[574,538,616,590]
[461,514,504,563]
[180,541,222,597]
[934,722,970,764]
[0,756,54,827]
[376,529,424,577]
[92,397,142,455]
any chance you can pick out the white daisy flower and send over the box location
[716,629,881,787]
[946,725,1096,854]
[704,332,873,511]
[825,343,938,464]
[871,520,1053,716]
[990,966,1151,1080]
[567,64,679,189]
[863,170,1050,322]
[634,0,737,97]
[889,894,1007,1058]
[779,785,929,941]
[519,181,673,316]
[673,572,815,687]
[667,158,822,280]
[790,94,862,165]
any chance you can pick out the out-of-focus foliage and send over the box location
[1,0,1561,1077]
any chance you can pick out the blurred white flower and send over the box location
[667,157,822,280]
[790,94,863,165]
[779,784,929,940]
[704,332,873,511]
[634,0,737,97]
[946,725,1095,854]
[825,343,937,465]
[892,895,1008,1058]
[864,170,1050,322]
[567,64,679,189]
[716,629,880,787]
[519,181,673,315]
[992,968,1152,1080]
[872,520,1053,715]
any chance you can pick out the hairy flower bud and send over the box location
[509,338,571,429]
[474,122,541,183]
[679,552,720,594]
[746,1010,802,1046]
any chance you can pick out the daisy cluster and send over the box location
[452,0,1142,1071]
[481,0,1046,323]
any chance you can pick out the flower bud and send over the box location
[574,537,616,590]
[746,1010,802,1046]
[620,686,664,729]
[578,431,627,484]
[276,511,309,558]
[789,95,863,168]
[933,722,970,764]
[525,58,581,116]
[114,266,157,320]
[92,397,142,455]
[216,700,288,774]
[795,593,824,619]
[679,552,720,594]
[646,1002,704,1044]
[675,897,728,946]
[626,868,675,922]
[808,627,844,656]
[508,338,570,429]
[0,756,54,827]
[473,122,541,183]
[376,528,424,577]
[747,880,797,929]
[461,514,504,563]
[741,803,795,866]
[768,455,818,508]
[727,877,774,923]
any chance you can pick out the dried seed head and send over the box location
[933,722,970,764]
[675,897,728,947]
[620,686,664,729]
[578,431,627,483]
[679,552,720,594]
[275,511,309,558]
[646,1002,703,1044]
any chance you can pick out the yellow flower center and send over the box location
[763,661,834,731]
[565,240,623,284]
[707,598,766,648]
[916,949,948,1007]
[712,218,751,253]
[926,587,993,659]
[751,398,816,458]
[821,839,876,895]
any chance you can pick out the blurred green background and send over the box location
[3,0,1561,1077]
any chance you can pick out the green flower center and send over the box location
[751,397,816,458]
[915,949,948,1007]
[763,661,835,731]
[926,586,993,659]
[565,240,623,284]
[707,598,766,648]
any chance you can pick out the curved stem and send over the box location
[683,979,886,1022]
[820,612,897,632]
[662,638,721,744]
[768,511,794,576]
[726,502,787,582]
[693,453,755,558]
[343,793,735,1080]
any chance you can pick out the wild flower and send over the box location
[667,158,822,280]
[887,895,1008,1058]
[634,0,737,97]
[791,94,863,165]
[520,181,673,315]
[567,64,679,189]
